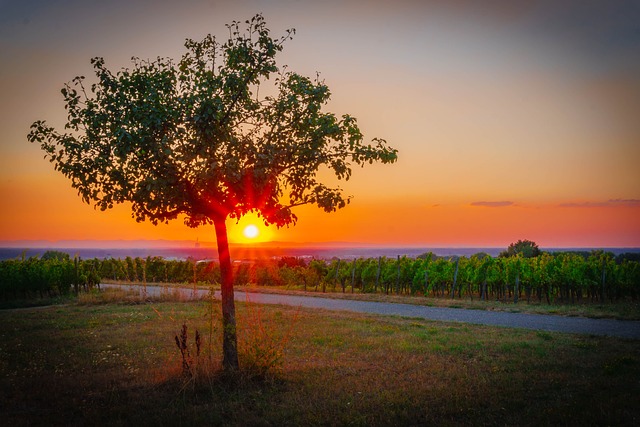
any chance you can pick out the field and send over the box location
[1,289,639,426]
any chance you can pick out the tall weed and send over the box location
[238,292,300,378]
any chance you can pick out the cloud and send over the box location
[559,201,609,208]
[609,199,640,207]
[559,199,640,208]
[470,201,514,208]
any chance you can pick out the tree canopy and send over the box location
[499,239,541,258]
[28,14,397,229]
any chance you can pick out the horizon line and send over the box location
[0,239,638,250]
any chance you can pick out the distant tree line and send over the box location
[1,249,638,303]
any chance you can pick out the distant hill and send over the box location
[0,241,637,262]
[0,239,392,249]
[0,239,214,249]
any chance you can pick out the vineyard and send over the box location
[0,251,101,299]
[1,249,639,304]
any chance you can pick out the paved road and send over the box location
[104,284,640,340]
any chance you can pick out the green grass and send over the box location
[1,289,639,426]
[0,294,73,310]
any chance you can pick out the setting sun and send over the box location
[243,224,259,239]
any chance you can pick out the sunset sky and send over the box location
[1,0,639,248]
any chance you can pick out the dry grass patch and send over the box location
[234,284,640,321]
[77,285,205,305]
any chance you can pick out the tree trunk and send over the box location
[214,217,239,371]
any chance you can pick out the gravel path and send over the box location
[105,284,640,340]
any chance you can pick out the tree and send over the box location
[27,14,397,371]
[499,239,541,258]
[41,250,70,262]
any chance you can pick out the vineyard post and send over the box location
[424,269,429,297]
[192,258,197,299]
[142,258,147,300]
[351,259,356,293]
[601,260,606,303]
[502,259,508,303]
[375,257,381,293]
[73,256,79,295]
[395,255,401,295]
[450,258,459,299]
[303,270,307,292]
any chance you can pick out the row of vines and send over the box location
[267,251,639,303]
[0,253,101,299]
[1,250,639,303]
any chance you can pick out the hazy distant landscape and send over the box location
[1,241,639,262]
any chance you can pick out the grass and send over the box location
[0,295,72,310]
[76,285,208,305]
[1,288,639,426]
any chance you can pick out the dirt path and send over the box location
[104,284,640,339]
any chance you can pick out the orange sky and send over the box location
[1,0,639,248]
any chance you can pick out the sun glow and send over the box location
[227,213,274,244]
[243,224,259,239]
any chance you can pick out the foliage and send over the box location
[27,14,397,228]
[3,250,638,304]
[499,239,541,258]
[0,256,100,300]
[41,250,71,261]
